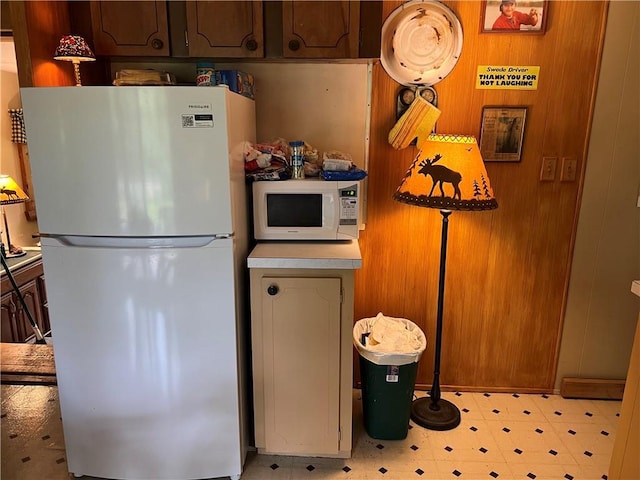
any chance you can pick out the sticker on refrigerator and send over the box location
[386,365,400,383]
[181,114,214,128]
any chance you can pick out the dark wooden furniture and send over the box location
[85,0,379,59]
[89,1,170,56]
[186,1,264,58]
[282,1,360,58]
[1,257,49,343]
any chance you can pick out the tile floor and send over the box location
[1,386,619,480]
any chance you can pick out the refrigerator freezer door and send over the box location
[41,237,243,479]
[21,86,252,237]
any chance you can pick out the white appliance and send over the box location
[20,86,255,480]
[252,178,360,241]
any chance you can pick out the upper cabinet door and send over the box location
[283,1,360,58]
[186,1,264,58]
[90,1,170,56]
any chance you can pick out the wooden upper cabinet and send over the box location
[186,1,264,58]
[84,1,375,59]
[283,1,360,58]
[90,1,170,56]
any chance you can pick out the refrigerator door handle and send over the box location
[42,234,230,249]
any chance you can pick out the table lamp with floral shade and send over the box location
[54,34,96,86]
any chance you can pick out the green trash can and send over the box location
[359,356,419,440]
[354,313,426,440]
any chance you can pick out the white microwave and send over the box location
[252,179,361,241]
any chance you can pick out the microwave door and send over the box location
[266,193,323,228]
[264,193,333,240]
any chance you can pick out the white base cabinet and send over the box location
[250,267,355,458]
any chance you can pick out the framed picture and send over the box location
[481,0,548,34]
[479,106,527,162]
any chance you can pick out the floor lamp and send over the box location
[0,175,29,258]
[393,134,498,431]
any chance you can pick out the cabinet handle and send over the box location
[288,39,300,51]
[267,284,279,296]
[151,38,164,50]
[246,39,258,51]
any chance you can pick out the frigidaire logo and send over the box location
[188,104,210,109]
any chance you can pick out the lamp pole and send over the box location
[430,209,450,409]
[410,209,461,430]
[2,206,12,253]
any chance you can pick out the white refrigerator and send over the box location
[20,86,255,480]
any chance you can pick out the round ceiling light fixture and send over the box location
[380,0,463,87]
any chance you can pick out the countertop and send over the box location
[248,240,362,270]
[1,248,42,276]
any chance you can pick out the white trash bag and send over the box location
[353,312,427,366]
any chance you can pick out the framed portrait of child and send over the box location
[481,0,548,34]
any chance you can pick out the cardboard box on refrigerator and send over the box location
[215,70,255,100]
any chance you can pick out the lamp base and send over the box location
[5,250,27,258]
[411,397,461,431]
[2,242,27,258]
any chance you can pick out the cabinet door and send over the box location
[1,292,19,342]
[90,1,170,56]
[16,279,44,343]
[283,1,360,58]
[260,276,341,455]
[186,1,264,58]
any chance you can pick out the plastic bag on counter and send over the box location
[304,162,321,177]
[261,138,290,159]
[304,143,320,165]
[303,141,321,177]
[321,167,367,181]
[324,150,352,161]
[244,144,291,181]
[246,166,292,181]
[243,141,272,172]
[323,158,353,171]
[243,140,292,180]
[113,69,176,86]
[323,150,353,171]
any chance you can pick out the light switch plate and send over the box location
[540,156,557,181]
[560,157,578,182]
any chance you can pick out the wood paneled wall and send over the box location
[9,1,109,88]
[9,1,74,87]
[12,0,609,393]
[355,1,609,393]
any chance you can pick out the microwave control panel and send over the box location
[339,185,359,225]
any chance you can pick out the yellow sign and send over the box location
[476,66,540,90]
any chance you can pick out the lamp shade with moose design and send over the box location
[1,174,29,257]
[0,175,29,205]
[394,134,498,211]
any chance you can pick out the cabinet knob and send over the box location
[267,284,279,296]
[151,38,164,50]
[246,39,258,51]
[288,39,300,51]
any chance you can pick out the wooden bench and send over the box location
[0,342,56,385]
